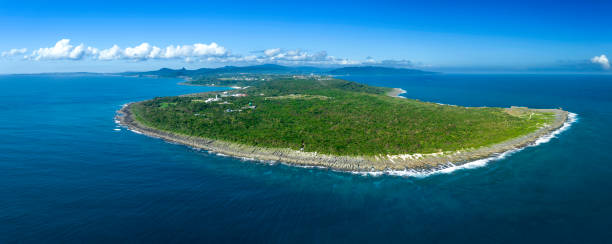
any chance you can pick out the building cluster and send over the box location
[199,92,256,114]
[203,92,248,103]
[221,76,267,81]
[291,74,333,80]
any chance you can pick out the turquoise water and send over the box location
[1,74,611,243]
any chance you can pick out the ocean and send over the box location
[1,73,611,243]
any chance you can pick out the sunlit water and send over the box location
[1,73,611,243]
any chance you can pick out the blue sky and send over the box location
[0,0,610,73]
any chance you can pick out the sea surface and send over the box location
[1,73,611,243]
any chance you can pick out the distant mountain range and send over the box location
[120,64,433,77]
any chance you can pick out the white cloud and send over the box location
[123,43,154,59]
[1,48,27,57]
[13,39,230,62]
[162,45,193,59]
[591,54,610,69]
[257,49,341,64]
[98,42,228,61]
[248,49,399,66]
[3,39,418,67]
[98,45,122,60]
[30,39,97,60]
[193,42,226,56]
[264,48,281,57]
[149,46,162,58]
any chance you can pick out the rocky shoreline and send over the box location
[116,102,568,172]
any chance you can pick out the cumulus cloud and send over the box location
[194,43,227,56]
[591,54,610,69]
[2,39,419,67]
[96,42,228,61]
[99,42,224,61]
[12,39,229,62]
[123,42,154,59]
[98,45,122,60]
[30,39,98,60]
[1,48,28,57]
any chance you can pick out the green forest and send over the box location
[131,78,554,156]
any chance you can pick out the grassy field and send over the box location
[131,78,555,156]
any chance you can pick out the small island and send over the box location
[117,74,568,172]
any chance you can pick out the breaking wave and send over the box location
[118,101,577,179]
[353,112,578,178]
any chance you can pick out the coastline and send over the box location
[116,101,570,173]
[386,88,407,98]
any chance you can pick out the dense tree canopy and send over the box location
[132,78,554,156]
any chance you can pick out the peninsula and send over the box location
[117,76,568,172]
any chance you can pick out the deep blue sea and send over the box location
[1,73,611,243]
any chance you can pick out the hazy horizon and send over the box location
[1,0,611,74]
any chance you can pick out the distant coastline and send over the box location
[119,65,433,78]
[117,100,569,173]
